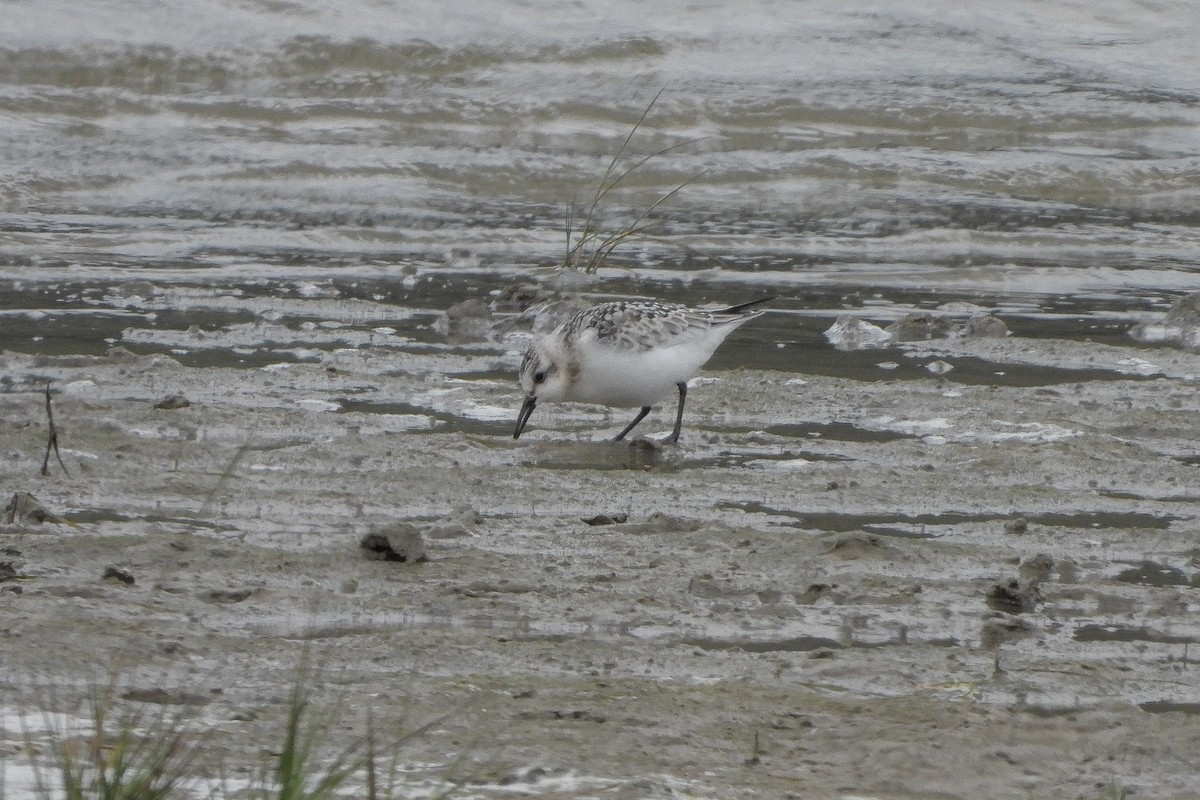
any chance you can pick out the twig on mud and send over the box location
[41,383,70,478]
[200,439,254,516]
[744,729,763,766]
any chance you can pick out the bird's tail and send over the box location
[716,296,773,316]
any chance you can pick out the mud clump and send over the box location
[887,313,952,342]
[826,311,1008,351]
[492,282,547,312]
[103,565,136,585]
[796,583,834,604]
[617,512,706,535]
[824,315,890,350]
[1003,517,1029,535]
[443,298,493,342]
[106,345,140,364]
[823,531,886,559]
[1130,290,1200,348]
[360,524,429,563]
[154,394,191,410]
[203,588,257,604]
[963,314,1008,338]
[986,578,1042,614]
[582,513,628,526]
[1019,554,1055,583]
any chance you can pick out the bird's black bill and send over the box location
[513,396,537,439]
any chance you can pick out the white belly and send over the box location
[568,337,719,408]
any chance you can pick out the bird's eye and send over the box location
[533,371,547,384]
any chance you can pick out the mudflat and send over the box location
[2,323,1199,799]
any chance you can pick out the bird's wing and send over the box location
[572,302,714,353]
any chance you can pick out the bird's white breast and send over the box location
[566,325,729,407]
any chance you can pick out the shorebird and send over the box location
[513,297,771,442]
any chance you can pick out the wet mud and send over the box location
[3,286,1200,798]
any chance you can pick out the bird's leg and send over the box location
[666,381,687,443]
[613,406,652,441]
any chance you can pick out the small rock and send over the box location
[446,297,492,322]
[824,532,884,559]
[824,315,891,350]
[361,524,428,563]
[1003,517,1029,535]
[986,578,1042,614]
[796,583,833,604]
[886,312,951,342]
[1019,553,1055,583]
[582,513,628,526]
[1164,291,1200,328]
[624,438,663,470]
[688,575,754,599]
[1131,291,1200,348]
[492,282,545,312]
[924,359,954,375]
[447,504,485,527]
[618,512,705,535]
[105,346,140,364]
[756,589,783,605]
[444,246,477,267]
[443,298,493,342]
[154,394,191,410]
[615,777,659,798]
[103,565,136,586]
[203,588,255,604]
[425,522,474,540]
[114,280,157,299]
[963,314,1009,338]
[1056,558,1079,583]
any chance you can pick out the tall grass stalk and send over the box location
[263,679,361,800]
[561,87,705,274]
[258,667,464,800]
[24,684,197,800]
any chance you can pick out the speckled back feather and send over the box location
[562,300,764,353]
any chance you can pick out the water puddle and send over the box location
[0,274,1178,393]
[1073,624,1196,645]
[337,398,501,436]
[1139,701,1200,715]
[520,444,847,473]
[759,421,914,443]
[680,634,842,653]
[718,502,1180,535]
[1112,561,1197,587]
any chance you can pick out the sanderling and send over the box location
[513,297,771,442]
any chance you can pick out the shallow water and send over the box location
[3,0,1200,387]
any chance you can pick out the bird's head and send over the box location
[513,341,568,438]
